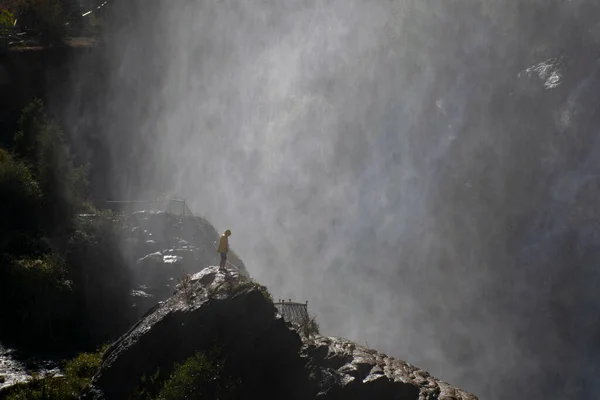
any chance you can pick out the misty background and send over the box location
[59,1,600,398]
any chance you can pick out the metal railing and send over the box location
[102,197,194,216]
[274,299,309,326]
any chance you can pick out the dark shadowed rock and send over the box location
[80,266,310,400]
[80,266,478,400]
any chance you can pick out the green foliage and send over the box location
[132,349,239,400]
[61,344,108,392]
[130,369,162,400]
[0,149,42,255]
[0,100,98,348]
[228,276,274,303]
[258,283,274,303]
[13,254,70,289]
[13,99,88,236]
[13,100,44,161]
[157,352,224,400]
[0,9,15,32]
[3,345,107,400]
[0,100,134,351]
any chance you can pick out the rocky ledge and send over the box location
[80,266,478,400]
[304,336,477,400]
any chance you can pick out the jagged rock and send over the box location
[81,267,478,400]
[302,336,477,400]
[518,57,564,90]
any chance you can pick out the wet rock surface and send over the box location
[81,266,478,400]
[0,344,61,391]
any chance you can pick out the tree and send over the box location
[14,99,89,236]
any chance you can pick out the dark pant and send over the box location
[220,252,227,269]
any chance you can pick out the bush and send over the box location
[0,9,15,33]
[226,276,274,303]
[132,349,239,400]
[61,344,108,392]
[0,149,42,255]
[3,345,107,400]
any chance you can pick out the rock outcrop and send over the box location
[78,210,248,320]
[81,266,478,400]
[303,336,477,400]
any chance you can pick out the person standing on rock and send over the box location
[217,229,231,272]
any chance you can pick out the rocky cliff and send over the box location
[77,210,248,320]
[81,266,478,400]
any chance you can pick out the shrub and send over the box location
[0,148,42,255]
[227,276,274,303]
[133,349,239,400]
[61,344,108,392]
[0,9,15,33]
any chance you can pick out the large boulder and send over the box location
[80,267,478,400]
[81,266,310,400]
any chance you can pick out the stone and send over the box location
[80,267,478,400]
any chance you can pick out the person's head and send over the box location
[224,229,231,236]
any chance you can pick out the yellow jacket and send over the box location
[217,234,229,253]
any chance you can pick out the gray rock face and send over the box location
[80,267,478,400]
[303,336,477,400]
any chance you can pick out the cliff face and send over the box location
[81,266,478,400]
